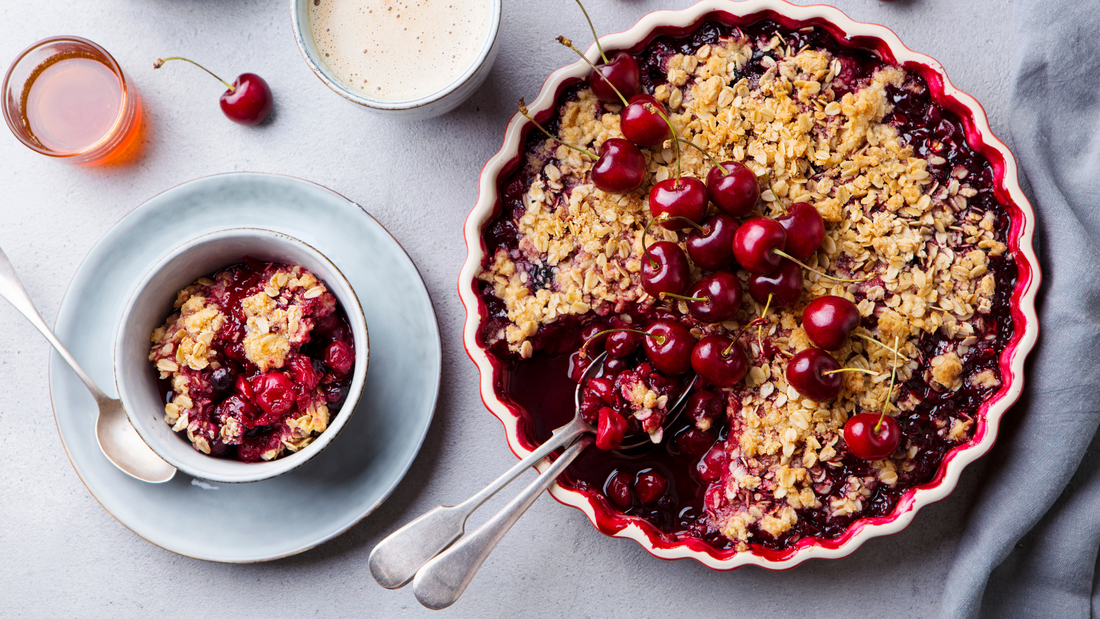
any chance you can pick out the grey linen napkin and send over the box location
[938,1,1100,617]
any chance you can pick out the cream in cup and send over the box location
[292,0,501,119]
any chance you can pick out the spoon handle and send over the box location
[412,436,592,610]
[0,246,108,402]
[368,416,588,589]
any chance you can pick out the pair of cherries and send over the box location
[784,295,902,461]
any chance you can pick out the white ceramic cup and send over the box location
[290,0,502,119]
[115,228,369,483]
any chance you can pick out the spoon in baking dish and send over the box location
[0,245,176,483]
[369,351,696,606]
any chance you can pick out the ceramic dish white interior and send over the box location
[458,0,1040,570]
[289,0,502,119]
[49,172,441,562]
[115,228,369,484]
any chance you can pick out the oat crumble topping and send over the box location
[478,24,1015,550]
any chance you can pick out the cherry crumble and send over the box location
[476,19,1020,553]
[149,260,355,462]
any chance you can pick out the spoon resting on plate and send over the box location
[0,245,176,483]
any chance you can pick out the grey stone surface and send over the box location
[0,0,1013,616]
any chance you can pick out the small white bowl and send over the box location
[289,0,502,119]
[115,228,369,483]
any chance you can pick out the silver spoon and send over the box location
[0,245,176,483]
[369,351,696,597]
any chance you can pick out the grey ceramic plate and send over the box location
[48,172,441,562]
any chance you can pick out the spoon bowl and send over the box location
[0,245,175,483]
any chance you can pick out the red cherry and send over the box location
[580,376,620,424]
[706,162,759,216]
[634,470,669,504]
[684,389,724,431]
[287,354,322,392]
[621,94,670,147]
[685,214,738,271]
[154,57,272,125]
[697,444,726,482]
[214,394,259,430]
[642,318,694,375]
[649,177,707,228]
[579,320,611,352]
[843,413,902,460]
[747,259,803,308]
[234,373,255,400]
[803,295,860,351]
[674,428,715,459]
[605,471,634,508]
[251,371,296,423]
[641,241,690,297]
[775,202,825,261]
[590,52,640,103]
[685,272,742,323]
[606,329,642,358]
[732,217,787,274]
[324,340,355,377]
[596,406,629,450]
[220,73,273,125]
[690,335,748,388]
[785,348,842,401]
[591,138,646,193]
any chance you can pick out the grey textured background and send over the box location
[0,0,1014,617]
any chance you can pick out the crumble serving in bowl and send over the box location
[460,0,1039,569]
[149,260,355,462]
[116,228,369,484]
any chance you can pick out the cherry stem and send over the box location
[558,37,629,107]
[659,215,706,233]
[640,219,660,269]
[153,57,235,92]
[757,293,773,354]
[570,0,608,64]
[646,102,681,180]
[675,137,728,174]
[660,292,708,303]
[875,335,901,433]
[772,249,871,283]
[518,98,597,159]
[580,327,655,357]
[823,367,881,377]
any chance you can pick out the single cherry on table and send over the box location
[154,56,273,125]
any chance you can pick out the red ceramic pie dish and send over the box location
[459,0,1039,569]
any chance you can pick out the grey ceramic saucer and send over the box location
[48,172,441,562]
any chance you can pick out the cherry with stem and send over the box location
[568,0,640,103]
[154,56,273,125]
[518,98,645,193]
